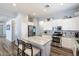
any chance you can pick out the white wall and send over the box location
[33,18,42,36]
[0,23,6,36]
[3,23,6,36]
[14,14,22,39]
[43,19,53,30]
[6,20,12,42]
[0,23,3,36]
[52,19,63,27]
[5,13,28,42]
[6,13,23,42]
[21,14,28,38]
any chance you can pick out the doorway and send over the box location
[0,25,3,37]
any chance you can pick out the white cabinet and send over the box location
[62,37,74,50]
[62,16,79,30]
[71,38,79,56]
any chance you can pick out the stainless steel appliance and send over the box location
[28,25,36,37]
[52,26,62,47]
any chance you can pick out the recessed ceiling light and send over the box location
[12,3,16,6]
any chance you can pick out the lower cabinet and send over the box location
[61,37,79,56]
[62,37,74,50]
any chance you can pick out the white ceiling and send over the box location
[0,3,79,22]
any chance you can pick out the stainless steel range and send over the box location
[52,31,62,47]
[51,26,62,47]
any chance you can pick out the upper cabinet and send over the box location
[62,16,79,30]
[39,16,79,31]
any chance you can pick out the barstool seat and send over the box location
[24,46,40,56]
[18,44,22,50]
[17,39,24,56]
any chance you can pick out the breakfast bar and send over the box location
[22,35,52,56]
[72,38,79,56]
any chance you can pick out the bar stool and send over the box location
[22,41,41,56]
[17,39,23,56]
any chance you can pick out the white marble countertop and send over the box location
[22,35,52,46]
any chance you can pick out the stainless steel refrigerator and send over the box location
[28,25,36,37]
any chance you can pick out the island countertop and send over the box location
[22,35,52,46]
[22,35,52,56]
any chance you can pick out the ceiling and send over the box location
[0,3,79,22]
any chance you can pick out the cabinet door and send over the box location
[62,37,73,50]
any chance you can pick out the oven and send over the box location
[52,32,62,47]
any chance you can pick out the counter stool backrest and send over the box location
[17,39,23,46]
[22,41,33,56]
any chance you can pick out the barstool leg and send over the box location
[40,50,41,56]
[22,50,25,56]
[17,48,19,56]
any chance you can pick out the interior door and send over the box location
[0,25,3,36]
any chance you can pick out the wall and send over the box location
[6,13,23,42]
[3,23,6,36]
[0,23,3,36]
[14,13,22,39]
[43,19,53,30]
[48,8,75,19]
[5,13,28,42]
[21,14,28,38]
[0,23,6,36]
[6,20,12,42]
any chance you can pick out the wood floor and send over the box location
[0,37,17,56]
[50,46,73,56]
[0,37,10,55]
[0,37,73,56]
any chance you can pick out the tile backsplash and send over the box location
[42,30,79,38]
[62,30,79,38]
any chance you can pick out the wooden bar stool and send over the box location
[17,39,24,56]
[22,41,41,56]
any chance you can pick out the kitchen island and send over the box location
[22,35,52,56]
[72,37,79,56]
[62,37,79,56]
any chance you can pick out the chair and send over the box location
[17,39,24,56]
[22,41,41,56]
